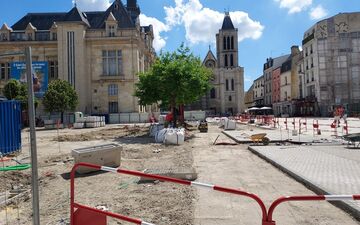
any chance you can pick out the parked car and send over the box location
[0,96,7,101]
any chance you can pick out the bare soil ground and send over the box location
[0,124,196,225]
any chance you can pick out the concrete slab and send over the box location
[249,145,360,220]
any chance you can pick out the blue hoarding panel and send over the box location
[11,61,48,98]
[0,101,22,155]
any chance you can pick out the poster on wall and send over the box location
[11,62,48,98]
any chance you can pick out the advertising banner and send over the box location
[11,61,48,98]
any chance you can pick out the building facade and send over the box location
[191,12,245,115]
[301,12,360,116]
[0,0,156,114]
[253,75,264,107]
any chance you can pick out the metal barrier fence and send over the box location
[0,101,22,155]
[71,163,360,225]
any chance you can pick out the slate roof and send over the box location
[11,0,136,31]
[221,13,235,30]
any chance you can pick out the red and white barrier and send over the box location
[70,163,360,225]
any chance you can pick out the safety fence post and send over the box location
[292,118,296,131]
[343,121,349,135]
[284,118,288,130]
[299,119,302,134]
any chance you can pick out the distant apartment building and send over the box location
[300,12,360,116]
[263,55,290,107]
[0,0,156,115]
[253,75,264,107]
[244,84,255,109]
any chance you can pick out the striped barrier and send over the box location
[70,163,267,225]
[70,163,360,225]
[266,195,360,224]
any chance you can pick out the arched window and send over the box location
[210,88,216,99]
[231,79,235,91]
[229,96,232,101]
[231,36,234,49]
[226,79,229,91]
[223,37,226,50]
[224,54,228,67]
[227,36,230,50]
[230,54,234,67]
[108,84,118,96]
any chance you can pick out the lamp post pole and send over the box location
[25,46,41,225]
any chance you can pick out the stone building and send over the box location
[244,84,255,109]
[192,12,245,115]
[263,55,290,107]
[300,12,360,116]
[253,75,264,107]
[0,0,156,114]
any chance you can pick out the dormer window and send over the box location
[27,33,33,41]
[109,25,116,37]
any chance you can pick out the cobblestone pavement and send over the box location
[248,144,360,220]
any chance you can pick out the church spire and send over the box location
[221,12,235,30]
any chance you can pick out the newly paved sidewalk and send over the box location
[248,144,360,219]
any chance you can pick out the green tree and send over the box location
[3,79,38,110]
[135,44,212,126]
[43,80,78,123]
[3,79,21,100]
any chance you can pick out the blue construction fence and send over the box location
[0,100,22,156]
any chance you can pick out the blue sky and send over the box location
[1,0,360,89]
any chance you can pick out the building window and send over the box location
[27,33,33,41]
[108,102,119,113]
[1,33,7,41]
[49,61,58,79]
[285,76,288,85]
[227,36,231,50]
[108,84,118,96]
[229,96,232,102]
[337,55,347,68]
[284,91,287,101]
[231,79,234,91]
[52,33,57,41]
[226,79,229,91]
[102,50,123,76]
[231,36,234,50]
[223,37,226,50]
[210,88,216,99]
[311,71,314,81]
[224,54,228,67]
[0,63,10,80]
[108,25,116,37]
[230,54,234,67]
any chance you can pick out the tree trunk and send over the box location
[172,106,177,128]
[61,112,64,124]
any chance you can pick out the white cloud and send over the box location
[164,0,264,45]
[274,0,312,14]
[73,0,111,11]
[140,14,170,51]
[309,5,328,20]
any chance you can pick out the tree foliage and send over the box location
[3,79,21,100]
[135,44,212,109]
[3,79,38,110]
[43,80,78,115]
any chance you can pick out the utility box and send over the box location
[72,144,122,174]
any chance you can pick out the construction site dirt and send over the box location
[0,124,359,225]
